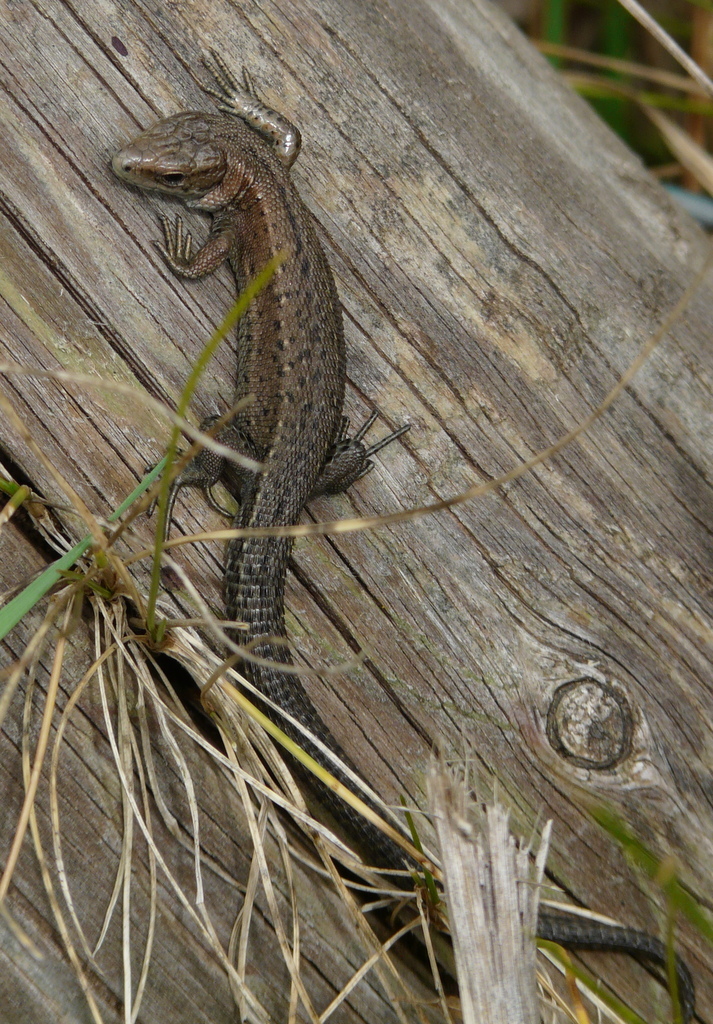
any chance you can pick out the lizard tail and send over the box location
[224,532,409,869]
[223,537,695,1021]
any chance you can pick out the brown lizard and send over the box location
[112,53,694,1021]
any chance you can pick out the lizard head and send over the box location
[112,112,228,200]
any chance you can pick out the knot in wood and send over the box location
[546,678,632,769]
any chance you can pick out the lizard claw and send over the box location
[241,67,259,98]
[203,50,259,105]
[156,214,192,270]
[202,49,239,99]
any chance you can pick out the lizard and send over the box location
[112,52,695,1021]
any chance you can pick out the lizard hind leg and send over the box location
[202,50,302,169]
[163,416,253,540]
[309,411,410,499]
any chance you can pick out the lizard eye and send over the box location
[160,172,185,186]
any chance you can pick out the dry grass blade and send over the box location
[0,901,42,959]
[128,739,157,1024]
[536,41,709,95]
[216,676,433,868]
[318,914,424,1022]
[414,887,453,1024]
[306,852,422,1024]
[111,628,158,1024]
[0,362,263,479]
[644,105,713,193]
[276,826,302,1024]
[614,0,713,98]
[230,801,270,1018]
[536,966,580,1023]
[537,942,644,1024]
[20,620,107,1024]
[219,735,321,1024]
[87,638,272,1023]
[195,642,430,1020]
[49,623,120,959]
[0,598,77,905]
[0,606,62,737]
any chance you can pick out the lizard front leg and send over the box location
[155,213,235,279]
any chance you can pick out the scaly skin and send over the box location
[112,62,410,868]
[112,56,694,1022]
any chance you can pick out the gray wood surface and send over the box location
[1,0,711,1020]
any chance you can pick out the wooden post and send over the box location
[1,0,711,1020]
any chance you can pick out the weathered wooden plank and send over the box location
[1,0,711,1020]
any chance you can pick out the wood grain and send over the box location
[1,0,711,1020]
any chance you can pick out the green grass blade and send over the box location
[0,460,166,642]
[145,251,285,635]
